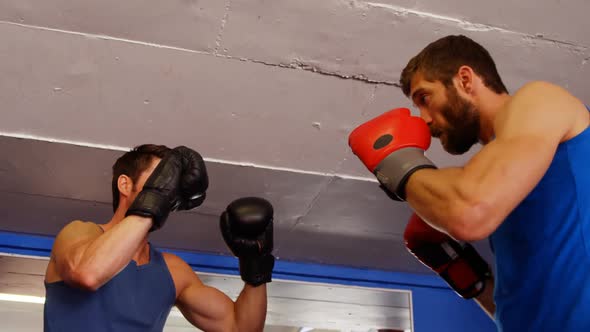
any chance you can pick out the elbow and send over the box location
[67,267,101,291]
[447,200,497,242]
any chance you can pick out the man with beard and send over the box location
[349,35,590,331]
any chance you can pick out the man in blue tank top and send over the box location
[349,34,590,331]
[44,144,275,331]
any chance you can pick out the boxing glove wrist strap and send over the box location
[239,254,275,287]
[458,243,493,299]
[439,261,489,299]
[374,148,437,200]
[126,191,173,232]
[412,241,491,299]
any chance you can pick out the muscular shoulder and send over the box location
[507,81,580,114]
[60,220,103,234]
[162,252,191,272]
[162,253,203,298]
[53,220,102,248]
[514,80,562,94]
[496,81,587,142]
[46,220,103,281]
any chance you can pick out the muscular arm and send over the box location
[49,216,153,290]
[405,81,584,241]
[167,254,267,332]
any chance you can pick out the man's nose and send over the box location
[419,108,433,124]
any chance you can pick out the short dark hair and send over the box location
[111,144,171,211]
[400,35,508,97]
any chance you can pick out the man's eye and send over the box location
[420,95,429,105]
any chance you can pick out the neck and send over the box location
[105,205,129,229]
[476,89,511,144]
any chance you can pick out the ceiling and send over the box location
[0,0,588,294]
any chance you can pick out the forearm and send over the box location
[234,284,268,332]
[74,216,152,288]
[474,276,496,321]
[405,167,470,233]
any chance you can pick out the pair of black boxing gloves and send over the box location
[125,146,274,287]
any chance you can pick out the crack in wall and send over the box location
[361,85,380,116]
[365,1,589,50]
[213,0,232,55]
[5,14,587,90]
[288,175,337,232]
[287,59,400,86]
[329,84,379,180]
[0,20,397,87]
[223,55,399,86]
[520,35,587,55]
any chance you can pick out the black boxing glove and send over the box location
[126,146,208,231]
[174,146,209,210]
[220,197,275,286]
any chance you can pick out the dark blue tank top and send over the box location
[490,114,590,331]
[44,244,176,332]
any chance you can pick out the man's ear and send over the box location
[118,174,134,198]
[456,65,475,95]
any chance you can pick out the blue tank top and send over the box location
[490,117,590,331]
[44,243,176,332]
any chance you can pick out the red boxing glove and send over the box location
[404,213,491,299]
[348,108,436,201]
